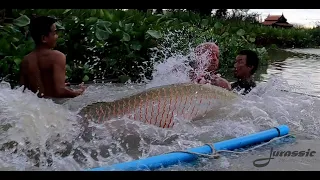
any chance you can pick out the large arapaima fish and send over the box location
[78,83,239,128]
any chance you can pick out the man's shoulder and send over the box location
[22,51,34,61]
[23,50,65,59]
[21,52,37,67]
[50,50,66,57]
[48,50,66,65]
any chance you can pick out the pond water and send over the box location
[1,48,320,171]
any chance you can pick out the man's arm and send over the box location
[53,52,84,98]
[219,79,232,90]
[211,77,231,90]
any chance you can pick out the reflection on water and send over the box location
[265,50,320,96]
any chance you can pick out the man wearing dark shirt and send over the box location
[231,50,259,95]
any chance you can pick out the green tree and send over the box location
[215,9,228,19]
[186,9,212,16]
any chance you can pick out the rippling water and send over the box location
[1,48,320,171]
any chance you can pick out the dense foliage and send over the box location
[1,9,319,88]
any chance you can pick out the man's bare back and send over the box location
[20,16,86,99]
[20,49,85,98]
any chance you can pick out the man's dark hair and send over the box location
[238,50,259,75]
[29,16,57,45]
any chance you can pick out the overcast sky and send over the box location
[249,9,320,27]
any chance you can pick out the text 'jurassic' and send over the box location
[253,147,316,168]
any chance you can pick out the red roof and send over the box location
[261,14,293,27]
[265,15,282,21]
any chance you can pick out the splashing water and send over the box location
[146,55,193,88]
[1,31,320,171]
[0,81,81,170]
[146,30,216,89]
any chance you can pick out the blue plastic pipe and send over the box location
[87,125,289,171]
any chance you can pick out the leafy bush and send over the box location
[0,14,34,87]
[1,9,319,88]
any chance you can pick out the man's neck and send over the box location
[35,44,52,51]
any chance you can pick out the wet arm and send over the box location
[212,77,232,90]
[221,79,232,90]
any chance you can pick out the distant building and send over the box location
[261,14,293,28]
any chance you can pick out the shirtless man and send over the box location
[190,42,231,90]
[20,16,86,98]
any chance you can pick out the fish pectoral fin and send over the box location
[192,113,209,121]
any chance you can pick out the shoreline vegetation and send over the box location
[1,9,320,88]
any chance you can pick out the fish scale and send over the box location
[78,83,239,128]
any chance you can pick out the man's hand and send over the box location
[211,77,231,90]
[193,73,211,84]
[75,82,87,95]
[196,76,210,84]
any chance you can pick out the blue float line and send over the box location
[86,125,290,171]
